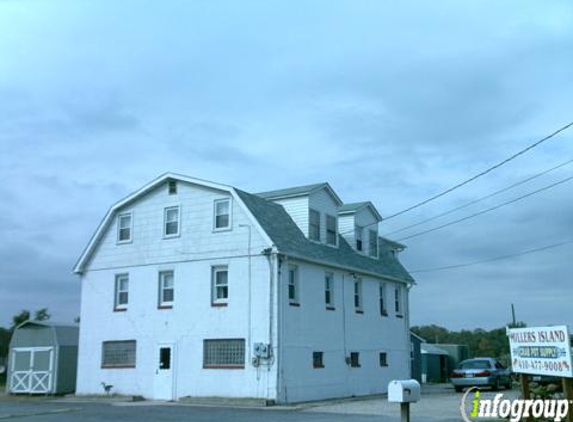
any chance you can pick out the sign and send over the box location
[508,325,573,378]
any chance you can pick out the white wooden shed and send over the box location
[7,321,79,395]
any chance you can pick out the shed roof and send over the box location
[421,344,449,355]
[236,189,414,283]
[15,321,79,347]
[256,182,343,205]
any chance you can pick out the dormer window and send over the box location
[117,213,132,243]
[309,209,321,241]
[168,180,177,195]
[326,215,337,245]
[214,198,231,230]
[355,226,363,251]
[369,230,378,257]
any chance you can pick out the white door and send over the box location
[10,347,53,394]
[153,343,175,401]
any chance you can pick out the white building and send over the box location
[74,173,415,403]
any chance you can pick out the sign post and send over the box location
[507,325,573,422]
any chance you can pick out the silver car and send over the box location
[450,358,512,392]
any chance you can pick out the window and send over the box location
[158,271,174,308]
[395,286,403,316]
[114,274,129,310]
[354,278,363,312]
[325,272,334,308]
[326,215,337,245]
[212,266,229,305]
[102,340,136,368]
[288,265,299,305]
[214,198,231,230]
[369,230,378,257]
[309,209,321,241]
[203,339,245,368]
[313,351,324,368]
[355,226,363,251]
[379,283,387,316]
[350,352,360,368]
[164,206,180,237]
[117,213,132,243]
[159,347,171,370]
[379,352,388,367]
[168,180,177,195]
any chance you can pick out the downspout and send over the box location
[239,224,252,364]
[262,246,279,402]
[406,283,413,378]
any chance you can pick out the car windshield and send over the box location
[459,360,491,370]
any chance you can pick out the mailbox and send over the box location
[388,379,421,403]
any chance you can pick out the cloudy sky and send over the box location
[0,1,571,330]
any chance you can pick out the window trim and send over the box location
[325,272,335,309]
[312,351,324,369]
[213,198,232,232]
[395,285,403,317]
[203,338,246,369]
[158,270,174,309]
[114,273,129,311]
[163,206,181,238]
[309,209,321,242]
[116,212,133,244]
[369,229,378,258]
[211,266,229,306]
[325,214,338,246]
[101,340,136,369]
[288,265,300,306]
[379,282,388,316]
[354,277,363,313]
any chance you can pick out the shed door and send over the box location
[10,347,53,394]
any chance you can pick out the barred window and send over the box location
[203,339,245,368]
[102,340,136,368]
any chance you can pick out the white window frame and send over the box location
[213,198,232,231]
[114,274,129,311]
[395,285,403,316]
[212,266,229,305]
[369,229,378,258]
[288,265,299,305]
[158,270,174,308]
[309,209,321,242]
[354,277,363,312]
[355,226,363,252]
[163,206,180,238]
[117,212,133,244]
[326,214,338,246]
[379,282,388,316]
[325,272,334,308]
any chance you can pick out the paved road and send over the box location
[0,401,395,422]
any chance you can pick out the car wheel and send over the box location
[455,386,463,393]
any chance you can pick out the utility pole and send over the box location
[511,303,516,326]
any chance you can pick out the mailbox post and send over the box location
[388,380,421,422]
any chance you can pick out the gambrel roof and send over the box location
[74,173,414,284]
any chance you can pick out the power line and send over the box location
[383,121,573,220]
[409,240,573,274]
[384,158,573,237]
[396,174,573,242]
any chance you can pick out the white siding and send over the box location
[278,259,410,403]
[76,180,276,400]
[270,196,309,237]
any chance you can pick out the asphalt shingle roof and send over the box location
[255,182,327,199]
[236,189,414,283]
[338,202,370,213]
